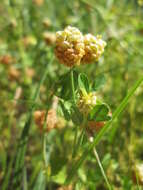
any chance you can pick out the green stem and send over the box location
[70,68,76,104]
[42,108,49,166]
[135,171,141,190]
[72,126,78,158]
[93,148,112,190]
[70,68,78,158]
[72,117,87,158]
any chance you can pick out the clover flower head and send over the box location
[8,66,20,81]
[82,34,106,64]
[34,109,57,132]
[42,18,51,28]
[77,92,97,115]
[43,32,56,45]
[0,55,13,65]
[55,26,85,67]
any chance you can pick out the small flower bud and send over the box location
[8,66,20,81]
[42,18,51,28]
[43,32,56,45]
[46,109,57,132]
[34,110,45,131]
[0,55,14,65]
[33,0,44,6]
[77,92,97,115]
[34,109,57,132]
[55,26,85,67]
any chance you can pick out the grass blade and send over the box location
[33,170,46,190]
[23,167,28,190]
[93,148,112,190]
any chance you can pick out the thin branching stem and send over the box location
[70,68,76,104]
[70,67,78,159]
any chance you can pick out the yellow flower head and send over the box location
[77,92,97,115]
[55,26,85,67]
[82,34,106,64]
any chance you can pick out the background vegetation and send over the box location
[0,0,143,189]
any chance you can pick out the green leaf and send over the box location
[57,70,78,100]
[23,167,28,190]
[52,167,66,185]
[92,74,106,91]
[78,168,87,183]
[78,73,89,93]
[33,170,46,190]
[71,106,83,125]
[89,103,111,122]
[60,101,71,121]
[51,155,68,176]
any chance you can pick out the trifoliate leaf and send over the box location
[56,70,78,100]
[59,101,71,121]
[92,74,106,91]
[89,103,111,122]
[71,105,83,125]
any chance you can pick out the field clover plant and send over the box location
[55,26,110,135]
[53,26,112,189]
[1,1,143,189]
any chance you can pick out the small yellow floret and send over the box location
[77,92,97,115]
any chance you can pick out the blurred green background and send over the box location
[0,0,143,189]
